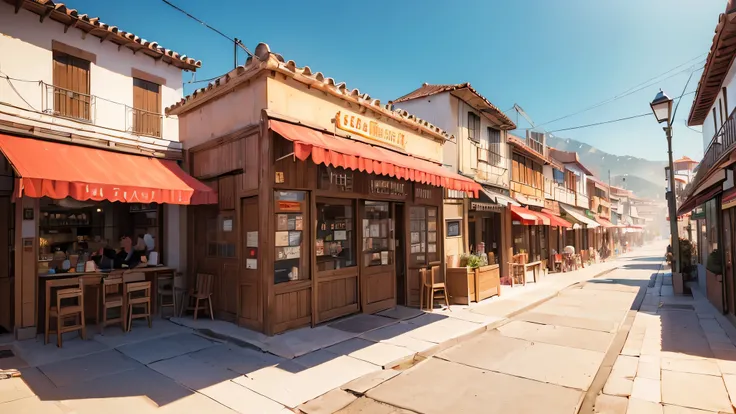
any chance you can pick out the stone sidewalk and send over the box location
[0,247,653,413]
[596,269,736,414]
[329,246,663,414]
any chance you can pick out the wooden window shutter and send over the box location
[133,78,162,137]
[52,52,90,121]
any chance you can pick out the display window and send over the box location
[362,201,393,267]
[316,199,356,272]
[274,191,308,284]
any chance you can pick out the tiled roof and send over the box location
[674,156,698,164]
[688,4,736,125]
[548,148,594,176]
[167,43,452,141]
[7,0,201,71]
[393,83,516,130]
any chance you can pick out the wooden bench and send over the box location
[508,260,543,287]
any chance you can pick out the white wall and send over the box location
[702,58,736,151]
[0,4,186,143]
[393,91,510,189]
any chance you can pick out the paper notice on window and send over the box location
[275,231,289,247]
[381,251,389,265]
[334,230,347,241]
[246,258,257,269]
[246,231,258,248]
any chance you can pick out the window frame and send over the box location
[467,112,481,143]
[487,127,502,165]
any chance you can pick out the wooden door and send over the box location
[52,52,90,120]
[133,78,162,137]
[239,197,262,330]
[360,201,396,314]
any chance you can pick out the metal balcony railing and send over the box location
[42,82,94,122]
[685,108,736,198]
[126,106,163,138]
[526,137,545,155]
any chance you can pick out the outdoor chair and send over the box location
[182,273,214,320]
[420,262,450,311]
[45,278,86,348]
[125,281,152,332]
[100,276,125,334]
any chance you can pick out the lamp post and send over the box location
[650,90,680,274]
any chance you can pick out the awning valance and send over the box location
[560,204,600,228]
[481,187,520,207]
[0,134,217,205]
[595,217,615,228]
[510,205,539,225]
[270,120,481,197]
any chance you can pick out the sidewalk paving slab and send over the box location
[116,332,217,365]
[594,393,628,413]
[497,319,615,352]
[38,349,141,388]
[298,389,357,414]
[627,398,662,414]
[323,338,416,369]
[661,362,732,412]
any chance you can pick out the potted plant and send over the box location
[446,253,500,305]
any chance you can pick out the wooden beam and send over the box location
[13,0,22,14]
[39,7,53,23]
[64,18,78,33]
[99,31,113,43]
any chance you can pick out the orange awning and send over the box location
[0,134,217,205]
[527,210,550,226]
[539,209,573,228]
[596,217,615,228]
[270,120,481,197]
[510,205,539,225]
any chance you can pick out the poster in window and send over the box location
[316,239,325,256]
[275,231,289,247]
[277,246,301,260]
[428,221,437,231]
[428,209,436,217]
[381,251,389,265]
[277,215,289,231]
[410,232,420,244]
[363,219,370,235]
[428,232,437,243]
[246,231,258,248]
[288,231,301,246]
[370,224,380,238]
[222,219,233,232]
[334,230,347,241]
[428,243,437,253]
[287,217,296,230]
[295,215,303,230]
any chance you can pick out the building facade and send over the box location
[0,0,214,339]
[392,83,516,276]
[168,44,480,335]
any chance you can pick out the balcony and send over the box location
[526,136,545,156]
[686,108,736,197]
[36,81,163,138]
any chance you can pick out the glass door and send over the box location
[361,201,395,314]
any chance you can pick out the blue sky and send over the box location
[70,0,726,161]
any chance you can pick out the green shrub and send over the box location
[707,249,722,275]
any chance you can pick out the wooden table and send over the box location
[37,266,176,333]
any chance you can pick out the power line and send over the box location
[160,0,255,58]
[548,113,652,133]
[536,56,706,128]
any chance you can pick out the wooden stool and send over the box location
[182,273,214,320]
[125,281,152,332]
[156,271,176,317]
[100,277,125,334]
[45,278,86,348]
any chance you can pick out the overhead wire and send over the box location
[536,56,706,128]
[160,0,255,58]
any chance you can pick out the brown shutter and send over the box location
[52,52,90,121]
[133,78,162,137]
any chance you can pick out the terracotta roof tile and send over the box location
[674,156,698,164]
[8,0,201,71]
[393,83,516,129]
[167,43,452,141]
[548,147,594,176]
[688,6,736,126]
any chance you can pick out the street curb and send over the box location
[576,259,665,414]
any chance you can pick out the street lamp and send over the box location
[650,90,680,274]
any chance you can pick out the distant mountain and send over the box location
[546,135,666,200]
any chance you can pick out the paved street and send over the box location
[335,244,736,414]
[5,243,736,414]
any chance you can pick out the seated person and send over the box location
[114,235,143,269]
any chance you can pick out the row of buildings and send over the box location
[675,0,736,323]
[0,0,654,338]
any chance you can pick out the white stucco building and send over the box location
[0,0,209,339]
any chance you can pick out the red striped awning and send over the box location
[596,217,615,228]
[0,134,216,205]
[539,209,573,228]
[270,120,481,197]
[510,205,540,225]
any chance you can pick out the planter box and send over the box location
[672,272,683,295]
[446,264,501,305]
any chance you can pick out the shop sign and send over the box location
[470,202,503,212]
[335,111,406,150]
[414,186,433,200]
[370,179,406,196]
[584,209,596,219]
